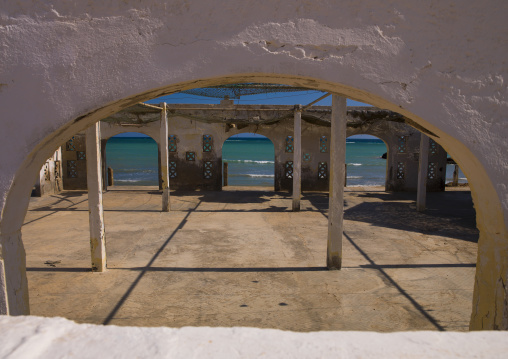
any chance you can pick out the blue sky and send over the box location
[145,90,370,107]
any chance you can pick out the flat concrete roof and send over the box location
[22,187,478,331]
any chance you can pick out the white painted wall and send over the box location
[1,316,508,358]
[0,1,507,329]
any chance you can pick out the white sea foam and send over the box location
[348,163,362,166]
[347,176,363,179]
[223,159,274,164]
[347,184,382,187]
[346,141,355,144]
[120,169,157,173]
[229,174,274,178]
[115,179,143,183]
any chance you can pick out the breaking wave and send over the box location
[230,174,274,178]
[224,159,274,164]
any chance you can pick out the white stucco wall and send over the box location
[0,1,507,329]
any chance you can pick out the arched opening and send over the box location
[345,135,388,188]
[105,133,159,187]
[2,76,504,332]
[222,133,275,189]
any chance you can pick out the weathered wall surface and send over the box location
[93,105,447,193]
[0,1,507,329]
[32,148,63,197]
[61,134,87,190]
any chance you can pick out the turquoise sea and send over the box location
[106,137,467,187]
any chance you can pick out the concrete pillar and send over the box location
[0,230,30,315]
[160,102,170,212]
[416,134,430,212]
[0,258,7,314]
[327,95,347,270]
[86,123,107,272]
[292,105,302,211]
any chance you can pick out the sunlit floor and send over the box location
[22,186,478,331]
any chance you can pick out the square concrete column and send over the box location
[416,134,430,212]
[160,102,170,212]
[86,122,107,272]
[0,230,29,315]
[292,105,302,211]
[327,95,347,270]
[0,260,7,314]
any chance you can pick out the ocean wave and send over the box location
[223,159,274,164]
[115,179,144,183]
[348,163,362,166]
[230,174,274,178]
[347,184,383,187]
[347,176,363,179]
[346,141,355,144]
[117,169,157,173]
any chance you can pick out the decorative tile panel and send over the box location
[398,136,407,153]
[67,160,77,178]
[44,163,51,181]
[186,152,196,161]
[203,135,213,152]
[77,151,86,160]
[396,162,405,179]
[169,161,177,179]
[428,162,437,179]
[319,136,328,153]
[65,137,75,151]
[303,153,311,162]
[318,162,328,179]
[204,161,213,179]
[285,136,294,153]
[168,135,177,152]
[54,160,61,179]
[285,161,293,179]
[429,138,438,155]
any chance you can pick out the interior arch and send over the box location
[221,133,275,189]
[105,133,159,187]
[345,135,388,188]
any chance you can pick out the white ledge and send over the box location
[1,316,507,358]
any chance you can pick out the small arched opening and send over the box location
[105,133,159,188]
[345,134,388,189]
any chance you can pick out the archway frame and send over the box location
[1,74,506,330]
[103,131,160,188]
[345,134,390,189]
[221,132,276,189]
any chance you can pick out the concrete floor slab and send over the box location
[22,186,478,331]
